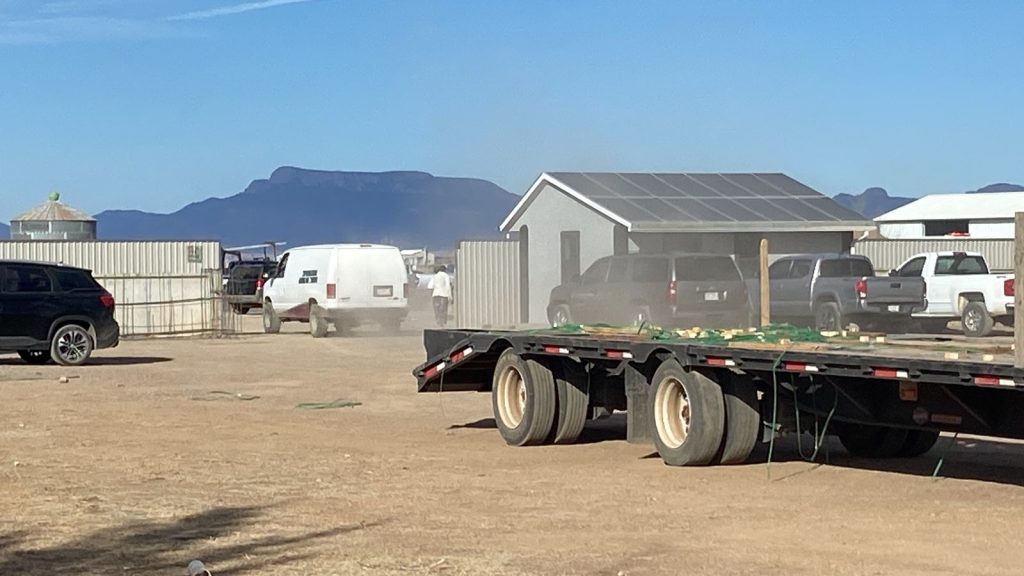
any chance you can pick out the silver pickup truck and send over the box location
[749,254,927,331]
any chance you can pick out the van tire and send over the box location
[263,302,281,334]
[961,301,993,337]
[309,304,329,338]
[649,360,725,466]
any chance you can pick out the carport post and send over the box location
[760,238,770,328]
[1015,213,1024,368]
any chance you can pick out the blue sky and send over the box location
[1,0,1022,219]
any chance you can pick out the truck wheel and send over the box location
[835,423,908,458]
[550,304,572,327]
[897,430,940,457]
[18,350,51,365]
[961,301,993,337]
[50,324,94,366]
[549,362,589,445]
[814,302,843,332]
[309,304,329,338]
[717,374,761,465]
[492,350,556,446]
[649,359,725,466]
[262,302,281,334]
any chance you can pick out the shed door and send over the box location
[560,231,581,285]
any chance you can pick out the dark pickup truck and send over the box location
[751,254,926,331]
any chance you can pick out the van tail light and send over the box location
[667,281,678,306]
[99,293,115,308]
[855,278,868,299]
[403,283,410,299]
[1005,278,1015,297]
[326,283,337,299]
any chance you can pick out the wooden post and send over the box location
[759,238,770,327]
[1015,213,1024,368]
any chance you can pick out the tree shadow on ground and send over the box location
[0,505,384,575]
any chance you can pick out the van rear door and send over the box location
[337,247,407,307]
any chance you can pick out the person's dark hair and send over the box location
[437,265,447,273]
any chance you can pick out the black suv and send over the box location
[0,261,120,366]
[548,253,750,329]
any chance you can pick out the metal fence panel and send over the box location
[852,239,1014,273]
[456,240,519,329]
[0,240,220,276]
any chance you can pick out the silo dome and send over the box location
[10,192,97,240]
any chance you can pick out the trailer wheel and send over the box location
[492,350,556,447]
[961,301,993,337]
[649,360,725,466]
[549,363,589,445]
[836,423,908,458]
[897,430,940,457]
[309,304,329,338]
[717,374,761,465]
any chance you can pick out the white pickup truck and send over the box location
[891,251,1014,337]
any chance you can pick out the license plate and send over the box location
[888,305,900,312]
[374,285,394,298]
[704,292,720,302]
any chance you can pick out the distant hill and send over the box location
[94,167,518,250]
[834,183,1024,218]
[832,187,914,219]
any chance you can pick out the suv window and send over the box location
[935,255,989,275]
[3,265,53,293]
[632,257,669,282]
[581,258,610,285]
[674,256,741,282]
[608,258,629,282]
[53,268,98,291]
[898,257,926,277]
[819,258,875,278]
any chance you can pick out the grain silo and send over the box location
[10,192,97,240]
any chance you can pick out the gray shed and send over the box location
[501,172,873,324]
[11,192,97,241]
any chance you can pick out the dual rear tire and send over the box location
[491,349,589,447]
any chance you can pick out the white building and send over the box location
[875,192,1024,239]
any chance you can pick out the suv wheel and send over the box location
[550,304,572,327]
[18,350,51,365]
[51,324,94,366]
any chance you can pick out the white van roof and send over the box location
[286,243,399,252]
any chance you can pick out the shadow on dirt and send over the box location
[0,356,172,367]
[0,505,384,575]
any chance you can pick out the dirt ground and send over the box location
[3,317,1024,576]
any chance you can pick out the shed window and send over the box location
[924,220,969,237]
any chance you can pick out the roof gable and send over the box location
[876,192,1024,222]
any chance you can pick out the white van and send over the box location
[261,244,409,337]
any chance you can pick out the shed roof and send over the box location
[875,192,1024,222]
[501,172,871,233]
[13,194,94,222]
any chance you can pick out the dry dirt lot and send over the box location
[3,320,1024,576]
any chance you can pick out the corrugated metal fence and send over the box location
[455,240,520,329]
[852,239,1014,273]
[0,240,230,336]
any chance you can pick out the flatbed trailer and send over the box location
[414,328,1024,466]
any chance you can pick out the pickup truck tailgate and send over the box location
[864,276,926,306]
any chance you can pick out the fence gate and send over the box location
[455,240,520,329]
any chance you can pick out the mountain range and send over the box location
[93,167,518,249]
[833,183,1024,218]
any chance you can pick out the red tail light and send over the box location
[256,277,265,290]
[667,281,678,305]
[1005,278,1015,297]
[855,279,868,299]
[99,293,115,308]
[326,283,337,299]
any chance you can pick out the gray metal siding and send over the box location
[852,239,1014,273]
[0,240,220,276]
[455,240,519,329]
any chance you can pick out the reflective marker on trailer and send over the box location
[784,362,819,373]
[974,375,1016,387]
[873,368,909,379]
[450,347,475,364]
[606,350,634,359]
[424,362,447,379]
[544,346,571,355]
[706,357,736,367]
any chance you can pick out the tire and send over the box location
[961,301,994,337]
[18,350,51,365]
[491,349,556,447]
[835,423,908,458]
[309,303,329,338]
[814,301,843,332]
[897,430,940,457]
[50,324,94,367]
[649,359,725,466]
[717,374,761,465]
[548,362,589,445]
[262,302,281,334]
[550,304,572,327]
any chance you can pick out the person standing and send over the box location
[428,265,453,327]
